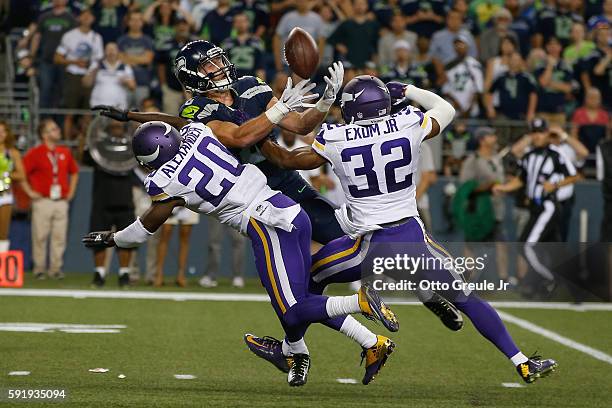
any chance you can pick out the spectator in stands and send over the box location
[414,35,446,89]
[415,141,437,232]
[401,0,445,38]
[370,0,400,29]
[117,10,155,109]
[506,0,534,56]
[201,218,246,288]
[484,35,519,95]
[87,120,135,288]
[54,8,104,140]
[0,122,25,253]
[534,36,575,126]
[230,0,270,38]
[274,0,325,72]
[563,22,595,66]
[156,18,193,114]
[22,119,79,280]
[155,207,199,287]
[479,8,520,63]
[318,2,346,68]
[578,23,612,109]
[145,0,194,51]
[199,0,234,45]
[466,0,504,30]
[14,50,37,96]
[486,52,537,122]
[533,0,583,48]
[587,0,612,31]
[92,0,129,44]
[23,0,76,108]
[443,120,472,177]
[221,13,265,80]
[571,88,610,153]
[85,42,136,110]
[382,41,430,88]
[459,127,508,279]
[430,9,478,65]
[442,35,483,118]
[327,0,379,69]
[377,13,417,71]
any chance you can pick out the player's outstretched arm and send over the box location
[276,62,344,135]
[259,138,326,170]
[82,198,183,249]
[386,82,455,140]
[91,105,190,129]
[211,78,318,149]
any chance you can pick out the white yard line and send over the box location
[497,310,612,365]
[1,289,612,311]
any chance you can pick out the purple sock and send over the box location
[455,296,520,359]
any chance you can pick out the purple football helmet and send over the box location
[341,75,391,125]
[132,121,182,169]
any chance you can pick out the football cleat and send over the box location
[358,284,399,332]
[516,354,558,384]
[91,271,105,288]
[244,334,291,373]
[361,335,395,385]
[418,290,464,331]
[287,353,310,387]
[118,273,130,288]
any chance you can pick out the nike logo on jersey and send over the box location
[298,185,306,193]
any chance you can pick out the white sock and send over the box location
[96,266,106,278]
[340,315,377,348]
[282,338,309,356]
[510,352,529,366]
[119,267,130,276]
[0,240,9,252]
[325,294,360,318]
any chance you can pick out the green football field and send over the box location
[0,276,610,407]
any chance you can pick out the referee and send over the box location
[493,118,580,284]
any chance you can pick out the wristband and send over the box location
[315,98,333,113]
[265,101,290,124]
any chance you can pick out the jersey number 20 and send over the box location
[341,138,412,198]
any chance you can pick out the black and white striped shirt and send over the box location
[518,146,576,203]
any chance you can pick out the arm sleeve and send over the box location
[557,150,577,177]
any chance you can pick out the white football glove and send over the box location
[316,61,344,112]
[265,78,318,124]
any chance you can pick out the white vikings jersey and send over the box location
[312,106,433,237]
[144,122,280,233]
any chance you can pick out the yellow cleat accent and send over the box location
[361,335,395,385]
[358,286,374,316]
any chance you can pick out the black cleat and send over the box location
[288,353,310,387]
[417,290,463,331]
[91,271,105,288]
[516,354,558,384]
[118,273,130,288]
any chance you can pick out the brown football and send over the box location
[284,27,319,79]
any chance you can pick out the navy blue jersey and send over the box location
[221,37,265,78]
[178,75,276,168]
[534,62,574,114]
[491,72,537,120]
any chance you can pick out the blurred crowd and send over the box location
[0,0,610,286]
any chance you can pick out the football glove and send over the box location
[385,81,409,105]
[266,78,318,123]
[92,105,129,122]
[82,231,115,248]
[316,61,344,112]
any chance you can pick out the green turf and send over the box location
[0,290,610,407]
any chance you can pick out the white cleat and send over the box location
[199,276,218,288]
[232,276,245,288]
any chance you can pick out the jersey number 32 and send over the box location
[341,138,412,198]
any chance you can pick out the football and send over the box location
[284,27,319,79]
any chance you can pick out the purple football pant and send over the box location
[310,217,520,359]
[247,193,345,342]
